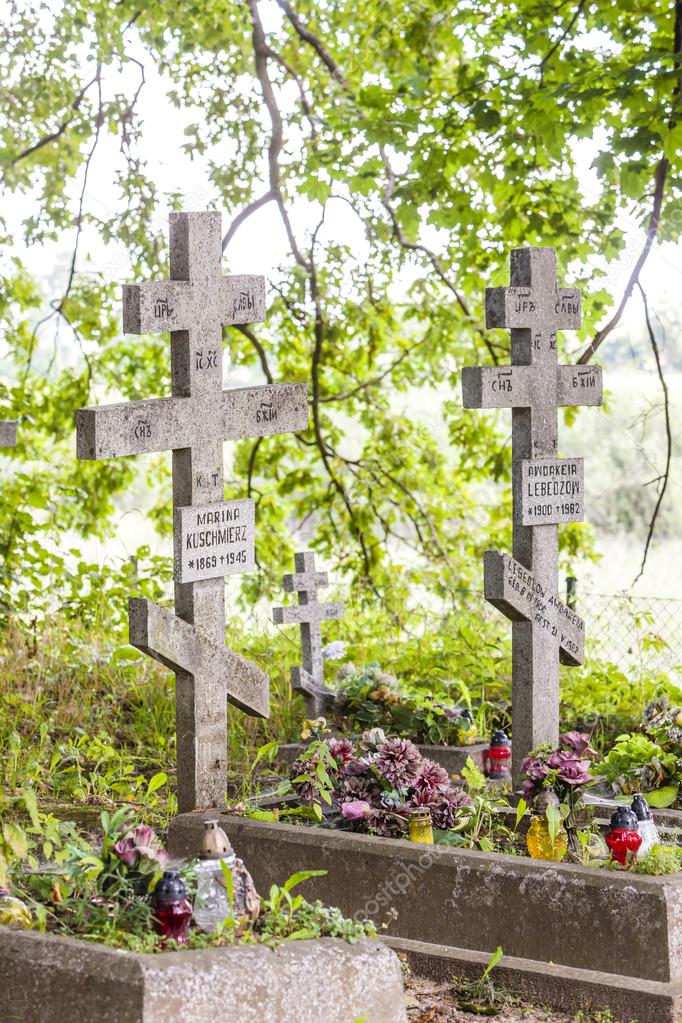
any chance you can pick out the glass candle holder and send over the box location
[408,807,434,845]
[193,857,235,933]
[606,807,642,866]
[152,870,193,945]
[0,886,31,929]
[483,730,512,785]
[526,816,568,862]
[631,795,660,857]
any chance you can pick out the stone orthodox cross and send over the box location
[462,247,602,780]
[272,551,344,718]
[77,211,308,812]
[0,422,16,447]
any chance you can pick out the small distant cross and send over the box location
[0,422,17,448]
[77,211,308,811]
[462,247,601,780]
[272,551,344,718]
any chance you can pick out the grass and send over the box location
[0,615,304,826]
[1,597,680,829]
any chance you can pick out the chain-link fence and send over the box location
[568,580,682,674]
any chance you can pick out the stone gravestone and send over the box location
[77,211,308,811]
[272,551,344,718]
[462,247,602,781]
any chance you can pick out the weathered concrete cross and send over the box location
[77,211,308,811]
[462,247,602,780]
[272,551,344,718]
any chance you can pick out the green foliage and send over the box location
[334,663,486,745]
[561,660,682,754]
[6,0,668,623]
[635,844,682,876]
[599,733,676,786]
[454,945,507,1014]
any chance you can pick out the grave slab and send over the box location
[169,813,682,1021]
[0,927,406,1023]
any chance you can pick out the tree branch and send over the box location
[578,0,682,364]
[7,68,101,170]
[233,324,274,384]
[222,191,275,252]
[632,284,672,586]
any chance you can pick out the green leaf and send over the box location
[282,869,327,895]
[146,772,167,797]
[646,785,678,808]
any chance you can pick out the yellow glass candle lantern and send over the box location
[408,807,434,845]
[526,790,567,862]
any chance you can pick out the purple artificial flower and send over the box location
[521,779,537,801]
[521,755,549,782]
[546,749,592,785]
[291,756,320,803]
[411,785,473,830]
[368,808,408,839]
[341,800,371,821]
[328,737,355,768]
[113,825,168,868]
[559,731,599,760]
[375,738,422,789]
[337,773,381,807]
[414,758,450,793]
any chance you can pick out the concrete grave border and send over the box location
[170,812,682,1023]
[0,926,406,1023]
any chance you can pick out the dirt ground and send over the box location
[405,974,620,1022]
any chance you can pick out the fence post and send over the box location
[566,575,577,610]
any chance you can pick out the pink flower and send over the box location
[113,825,168,868]
[521,755,549,781]
[414,758,449,792]
[341,800,371,821]
[559,731,598,760]
[375,738,422,788]
[547,749,592,785]
[328,738,355,768]
[411,785,473,830]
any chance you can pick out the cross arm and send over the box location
[484,551,584,666]
[486,287,581,330]
[77,382,309,460]
[0,421,17,447]
[557,365,602,407]
[283,570,328,593]
[76,397,185,459]
[129,598,269,717]
[273,602,344,626]
[291,666,335,705]
[122,275,266,334]
[222,383,309,439]
[461,366,532,409]
[130,597,198,674]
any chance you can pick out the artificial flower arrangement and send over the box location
[291,724,474,839]
[518,731,600,860]
[330,662,481,747]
